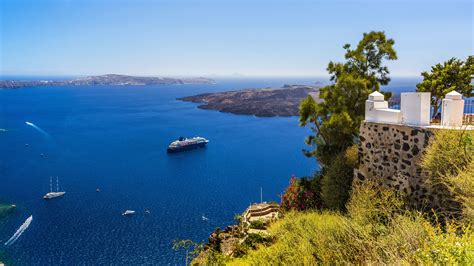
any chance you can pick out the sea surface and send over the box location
[0,77,417,264]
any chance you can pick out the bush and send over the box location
[249,220,266,230]
[242,233,272,250]
[415,222,474,264]
[421,129,474,221]
[347,180,405,226]
[421,129,473,180]
[448,160,474,223]
[320,150,354,210]
[227,183,474,265]
[281,176,319,211]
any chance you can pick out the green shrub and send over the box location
[421,129,474,221]
[415,222,474,264]
[242,233,272,250]
[347,180,404,226]
[249,220,266,230]
[227,183,474,265]
[320,151,354,210]
[421,129,473,180]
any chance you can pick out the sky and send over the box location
[0,0,472,77]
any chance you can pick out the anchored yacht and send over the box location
[43,177,66,200]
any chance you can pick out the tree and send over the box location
[416,56,474,118]
[298,31,397,211]
[300,31,397,166]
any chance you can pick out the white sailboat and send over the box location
[43,176,66,199]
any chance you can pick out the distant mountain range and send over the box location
[0,74,215,89]
[178,84,321,117]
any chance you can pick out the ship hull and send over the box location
[167,142,207,153]
[43,192,66,199]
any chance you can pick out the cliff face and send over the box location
[178,85,320,117]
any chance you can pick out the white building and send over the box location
[365,90,467,128]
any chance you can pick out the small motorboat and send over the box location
[202,215,209,221]
[122,210,135,216]
[145,210,150,214]
[96,188,101,192]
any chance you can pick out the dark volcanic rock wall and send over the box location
[355,122,440,208]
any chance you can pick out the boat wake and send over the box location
[4,215,33,246]
[25,121,50,137]
[0,128,7,132]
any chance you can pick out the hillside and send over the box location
[178,85,321,117]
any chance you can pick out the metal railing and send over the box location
[388,99,400,110]
[384,98,474,125]
[464,99,474,125]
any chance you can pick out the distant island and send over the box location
[0,74,215,89]
[178,84,321,117]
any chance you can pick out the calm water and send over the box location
[0,78,320,264]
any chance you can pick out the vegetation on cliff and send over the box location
[189,32,474,265]
[228,182,473,265]
[421,128,474,222]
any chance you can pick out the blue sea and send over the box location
[0,77,418,264]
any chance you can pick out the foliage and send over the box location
[227,183,474,265]
[421,129,474,220]
[172,239,204,266]
[421,129,473,180]
[242,233,272,250]
[320,151,354,210]
[280,176,319,211]
[233,214,242,223]
[249,220,266,230]
[448,160,474,224]
[416,56,474,117]
[415,222,474,264]
[347,180,405,226]
[300,31,397,166]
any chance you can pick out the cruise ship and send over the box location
[167,136,209,153]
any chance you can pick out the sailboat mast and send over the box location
[56,176,59,192]
[50,176,52,192]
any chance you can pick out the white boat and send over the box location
[122,210,135,216]
[43,177,66,199]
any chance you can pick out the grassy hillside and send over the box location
[194,129,474,265]
[228,183,473,265]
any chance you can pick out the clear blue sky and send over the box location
[0,0,472,77]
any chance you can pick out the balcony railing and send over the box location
[386,98,473,125]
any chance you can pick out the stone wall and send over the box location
[354,122,435,207]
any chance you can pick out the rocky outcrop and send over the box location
[178,85,321,117]
[195,203,280,263]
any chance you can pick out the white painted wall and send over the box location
[441,91,464,127]
[365,91,402,124]
[401,92,431,126]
